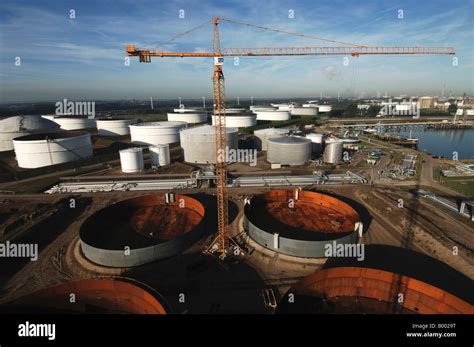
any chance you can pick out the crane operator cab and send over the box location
[214,57,224,66]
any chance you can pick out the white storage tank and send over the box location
[250,105,276,112]
[0,115,61,152]
[254,128,290,151]
[96,118,137,136]
[271,103,293,111]
[211,114,257,128]
[267,136,312,166]
[180,125,238,164]
[130,121,187,145]
[255,110,291,121]
[173,108,202,113]
[149,144,171,167]
[50,116,96,130]
[306,133,324,154]
[41,114,56,122]
[323,138,343,164]
[291,107,318,116]
[318,105,332,113]
[13,131,93,168]
[218,108,246,114]
[167,112,207,124]
[119,148,144,173]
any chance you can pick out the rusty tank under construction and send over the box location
[277,245,474,314]
[244,189,363,257]
[79,193,205,267]
[0,278,168,314]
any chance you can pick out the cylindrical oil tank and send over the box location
[306,133,324,154]
[253,128,290,151]
[218,108,246,114]
[173,108,201,113]
[119,148,144,173]
[271,103,293,111]
[291,107,318,116]
[324,139,343,164]
[255,110,291,121]
[130,121,187,145]
[211,114,257,128]
[96,118,137,136]
[314,104,332,113]
[13,131,93,168]
[267,136,312,165]
[41,114,56,122]
[167,112,207,124]
[277,245,474,314]
[0,278,169,314]
[250,105,276,112]
[180,125,238,164]
[149,144,171,167]
[50,116,96,130]
[79,194,206,267]
[244,189,361,258]
[0,115,61,152]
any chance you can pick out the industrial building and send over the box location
[418,96,435,109]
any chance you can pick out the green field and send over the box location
[441,179,474,198]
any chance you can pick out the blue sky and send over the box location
[0,0,473,103]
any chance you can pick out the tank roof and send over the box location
[131,121,186,128]
[13,131,88,141]
[181,124,238,134]
[0,115,60,133]
[254,128,289,135]
[268,136,311,144]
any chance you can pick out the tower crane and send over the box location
[126,17,455,261]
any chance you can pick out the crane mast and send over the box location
[205,17,243,259]
[125,16,455,262]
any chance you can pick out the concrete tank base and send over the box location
[244,189,361,258]
[79,194,205,267]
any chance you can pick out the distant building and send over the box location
[418,96,435,109]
